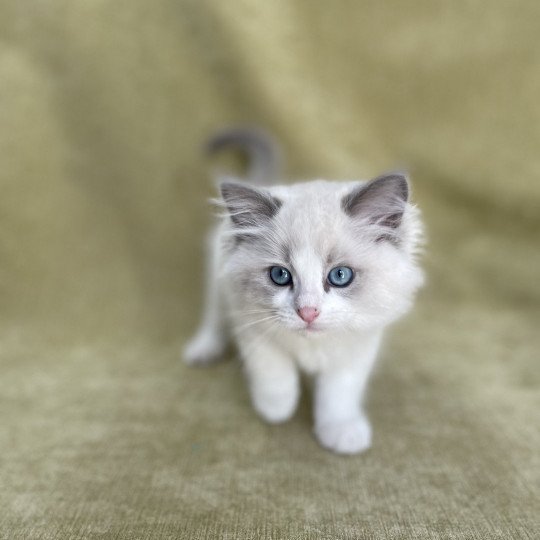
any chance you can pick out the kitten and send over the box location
[184,127,424,454]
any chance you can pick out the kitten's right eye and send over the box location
[327,266,354,288]
[269,266,292,286]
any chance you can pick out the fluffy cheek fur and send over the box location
[222,255,278,322]
[346,245,425,330]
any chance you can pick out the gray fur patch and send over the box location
[341,173,408,229]
[207,127,282,185]
[220,182,282,229]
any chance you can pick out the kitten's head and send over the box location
[220,174,424,335]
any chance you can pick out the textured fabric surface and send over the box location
[1,1,539,538]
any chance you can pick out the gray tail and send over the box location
[206,126,282,185]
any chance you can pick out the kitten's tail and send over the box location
[206,126,282,185]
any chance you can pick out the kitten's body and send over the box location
[184,128,424,454]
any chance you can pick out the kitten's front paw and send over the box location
[251,384,299,424]
[252,392,297,424]
[315,417,372,455]
[183,331,225,366]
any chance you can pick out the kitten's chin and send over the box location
[283,318,361,335]
[295,324,326,336]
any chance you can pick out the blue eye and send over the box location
[269,266,292,286]
[327,266,354,288]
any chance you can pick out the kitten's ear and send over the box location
[220,181,282,228]
[342,173,409,229]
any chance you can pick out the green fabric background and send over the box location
[1,1,539,538]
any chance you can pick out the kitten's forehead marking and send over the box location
[279,244,291,265]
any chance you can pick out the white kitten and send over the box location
[184,128,424,454]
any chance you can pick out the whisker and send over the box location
[240,320,280,357]
[233,314,280,334]
[229,308,274,316]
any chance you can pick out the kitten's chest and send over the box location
[283,333,364,374]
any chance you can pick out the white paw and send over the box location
[315,417,372,455]
[251,388,298,424]
[183,331,226,366]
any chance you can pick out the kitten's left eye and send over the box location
[327,266,354,288]
[269,266,293,286]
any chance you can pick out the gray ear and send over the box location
[220,181,282,228]
[341,173,409,228]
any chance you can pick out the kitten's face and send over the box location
[221,175,424,335]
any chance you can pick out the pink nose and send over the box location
[297,306,320,324]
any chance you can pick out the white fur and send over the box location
[184,178,424,454]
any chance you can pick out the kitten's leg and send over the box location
[239,335,299,424]
[183,230,227,365]
[314,335,381,454]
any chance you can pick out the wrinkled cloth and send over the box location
[0,1,539,538]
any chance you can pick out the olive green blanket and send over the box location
[1,1,538,538]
